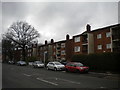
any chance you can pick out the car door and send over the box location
[69,64,75,72]
[51,63,55,70]
[48,63,53,69]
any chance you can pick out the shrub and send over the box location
[72,52,119,73]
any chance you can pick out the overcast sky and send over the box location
[0,0,119,44]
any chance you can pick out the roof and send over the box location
[73,23,120,37]
[90,23,120,33]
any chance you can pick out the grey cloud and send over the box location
[2,2,118,43]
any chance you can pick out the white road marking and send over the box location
[55,78,81,84]
[100,86,106,88]
[36,78,58,86]
[23,73,31,77]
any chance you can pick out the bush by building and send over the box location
[72,52,119,73]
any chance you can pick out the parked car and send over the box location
[59,60,69,65]
[8,60,15,64]
[33,61,44,68]
[46,61,65,71]
[65,62,89,73]
[16,61,27,66]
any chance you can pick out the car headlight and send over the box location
[80,67,84,69]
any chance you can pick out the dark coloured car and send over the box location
[17,61,27,66]
[65,62,89,73]
[59,60,69,65]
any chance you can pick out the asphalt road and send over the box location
[2,63,119,89]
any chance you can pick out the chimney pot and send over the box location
[45,40,47,45]
[66,34,70,40]
[86,24,91,32]
[51,39,54,43]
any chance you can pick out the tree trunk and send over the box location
[22,45,26,61]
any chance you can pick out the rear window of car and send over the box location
[75,63,83,67]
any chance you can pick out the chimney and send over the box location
[86,24,91,32]
[51,39,54,43]
[45,40,47,45]
[66,34,69,40]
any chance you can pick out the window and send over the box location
[61,58,65,60]
[97,34,102,39]
[106,32,111,37]
[40,47,42,50]
[61,43,65,48]
[61,50,65,55]
[53,52,56,55]
[97,45,102,50]
[74,46,80,52]
[106,44,111,49]
[74,36,80,42]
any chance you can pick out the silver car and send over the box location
[33,61,44,68]
[17,61,27,66]
[46,61,65,71]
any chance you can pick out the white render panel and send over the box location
[88,33,94,54]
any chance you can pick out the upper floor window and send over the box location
[54,45,56,49]
[61,43,65,48]
[74,46,80,52]
[61,50,65,55]
[97,45,102,50]
[53,52,56,55]
[97,34,102,39]
[74,36,80,42]
[106,32,111,37]
[106,43,111,49]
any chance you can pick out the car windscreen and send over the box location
[75,63,83,67]
[54,62,62,65]
[35,61,42,64]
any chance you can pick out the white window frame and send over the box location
[97,34,102,39]
[106,43,111,49]
[97,45,102,50]
[74,46,80,52]
[61,50,65,55]
[53,52,56,55]
[74,36,80,42]
[61,58,65,60]
[61,43,65,48]
[106,32,111,37]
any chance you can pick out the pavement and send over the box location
[2,63,120,89]
[0,62,2,90]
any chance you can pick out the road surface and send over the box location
[2,63,119,89]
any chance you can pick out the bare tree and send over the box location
[4,21,40,61]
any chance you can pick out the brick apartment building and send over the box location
[73,24,120,55]
[2,24,120,62]
[37,24,120,62]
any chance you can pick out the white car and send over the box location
[46,61,65,71]
[17,61,27,66]
[33,61,44,68]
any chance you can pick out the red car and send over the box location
[65,62,89,73]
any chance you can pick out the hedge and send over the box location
[72,52,120,73]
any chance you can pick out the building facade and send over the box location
[2,24,120,62]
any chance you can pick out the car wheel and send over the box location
[54,67,57,71]
[76,69,80,73]
[66,69,69,72]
